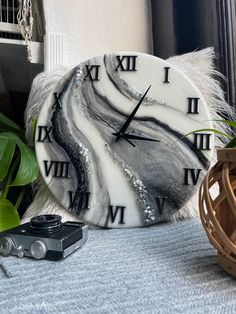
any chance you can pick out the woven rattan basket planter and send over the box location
[199,148,236,277]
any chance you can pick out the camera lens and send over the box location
[0,237,14,256]
[29,215,63,234]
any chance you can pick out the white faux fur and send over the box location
[22,48,235,224]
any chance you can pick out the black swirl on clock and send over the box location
[103,54,136,100]
[50,71,89,214]
[101,54,210,169]
[76,77,206,222]
[130,116,210,169]
[87,80,209,169]
[37,54,214,227]
[49,69,112,225]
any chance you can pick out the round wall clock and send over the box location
[35,52,214,228]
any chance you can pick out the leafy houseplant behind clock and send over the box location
[35,52,214,228]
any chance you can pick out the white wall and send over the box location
[43,0,153,68]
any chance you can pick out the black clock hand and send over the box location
[115,85,151,142]
[112,132,160,142]
[53,94,136,147]
[81,103,135,147]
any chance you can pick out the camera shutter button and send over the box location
[17,246,25,258]
[30,240,47,259]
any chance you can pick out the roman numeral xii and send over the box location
[115,55,137,71]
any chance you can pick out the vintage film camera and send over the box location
[0,215,88,261]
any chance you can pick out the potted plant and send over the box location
[189,120,236,277]
[0,112,38,231]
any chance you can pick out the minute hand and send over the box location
[115,85,151,142]
[112,132,160,142]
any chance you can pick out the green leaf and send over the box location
[214,120,236,130]
[11,143,39,187]
[0,132,39,186]
[0,198,20,232]
[31,118,37,142]
[225,137,236,148]
[0,138,16,181]
[0,112,25,139]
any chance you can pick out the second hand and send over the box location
[80,102,136,147]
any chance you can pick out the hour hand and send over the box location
[112,132,160,142]
[80,102,135,147]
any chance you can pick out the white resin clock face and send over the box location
[35,52,214,228]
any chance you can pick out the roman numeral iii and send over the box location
[84,65,100,81]
[115,55,137,71]
[194,133,212,150]
[184,168,202,185]
[108,205,126,224]
[43,160,70,178]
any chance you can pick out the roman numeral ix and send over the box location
[37,126,53,142]
[108,205,126,224]
[115,55,137,71]
[84,65,100,81]
[184,168,202,185]
[43,160,70,178]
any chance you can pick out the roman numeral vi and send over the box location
[108,205,126,224]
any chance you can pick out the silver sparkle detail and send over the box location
[104,53,166,107]
[74,66,84,88]
[105,143,156,224]
[77,142,92,175]
[71,92,93,177]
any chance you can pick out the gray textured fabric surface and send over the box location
[0,218,235,313]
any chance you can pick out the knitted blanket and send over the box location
[0,218,235,313]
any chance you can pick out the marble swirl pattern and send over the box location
[36,53,212,228]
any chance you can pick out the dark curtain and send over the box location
[151,0,236,108]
